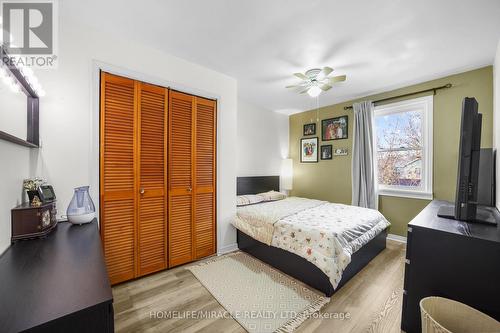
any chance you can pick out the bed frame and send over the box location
[236,176,387,297]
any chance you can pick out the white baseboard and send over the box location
[217,242,238,255]
[387,233,407,243]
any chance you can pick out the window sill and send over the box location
[378,188,433,201]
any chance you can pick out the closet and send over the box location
[100,72,216,285]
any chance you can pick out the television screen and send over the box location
[454,97,482,221]
[438,97,497,225]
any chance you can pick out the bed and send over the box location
[234,176,389,297]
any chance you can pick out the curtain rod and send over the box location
[343,83,452,110]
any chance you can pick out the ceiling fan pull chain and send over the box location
[316,96,320,123]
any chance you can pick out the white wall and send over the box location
[237,100,289,179]
[0,9,238,254]
[0,142,34,254]
[494,39,500,211]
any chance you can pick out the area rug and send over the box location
[187,252,330,333]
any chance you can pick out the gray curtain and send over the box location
[352,101,377,209]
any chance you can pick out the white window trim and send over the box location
[374,95,433,200]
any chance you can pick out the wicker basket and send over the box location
[420,297,500,333]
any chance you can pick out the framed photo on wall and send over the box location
[320,145,332,160]
[303,123,316,136]
[322,115,348,141]
[300,137,318,163]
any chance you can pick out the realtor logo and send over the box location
[2,2,53,54]
[1,0,58,68]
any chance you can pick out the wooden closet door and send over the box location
[168,91,194,267]
[194,97,217,259]
[100,72,138,284]
[137,83,168,276]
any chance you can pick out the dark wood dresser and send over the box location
[0,220,114,333]
[402,200,500,333]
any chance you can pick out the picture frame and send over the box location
[300,137,318,163]
[322,115,348,141]
[303,123,316,136]
[333,148,348,156]
[320,145,332,160]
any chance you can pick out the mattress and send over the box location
[232,197,390,289]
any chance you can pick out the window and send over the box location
[374,95,433,200]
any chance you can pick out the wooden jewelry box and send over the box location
[11,201,58,242]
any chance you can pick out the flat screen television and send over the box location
[437,97,497,225]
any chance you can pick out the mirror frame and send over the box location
[0,46,39,148]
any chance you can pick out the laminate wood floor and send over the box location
[113,240,406,333]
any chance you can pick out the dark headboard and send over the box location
[237,176,280,195]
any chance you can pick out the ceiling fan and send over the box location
[286,67,346,98]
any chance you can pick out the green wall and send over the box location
[289,66,493,236]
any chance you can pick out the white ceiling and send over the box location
[64,0,500,114]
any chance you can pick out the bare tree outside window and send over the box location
[376,110,423,188]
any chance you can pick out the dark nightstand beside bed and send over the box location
[0,220,114,333]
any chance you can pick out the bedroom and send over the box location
[0,0,499,332]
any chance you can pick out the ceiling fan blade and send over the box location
[317,67,333,80]
[329,75,346,83]
[319,84,332,91]
[286,81,311,90]
[298,86,310,94]
[293,72,308,80]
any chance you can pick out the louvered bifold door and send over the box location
[138,83,168,276]
[100,72,137,284]
[168,91,194,267]
[194,97,217,259]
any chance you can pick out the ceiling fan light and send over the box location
[307,85,322,98]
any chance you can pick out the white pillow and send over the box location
[257,190,287,202]
[236,194,265,207]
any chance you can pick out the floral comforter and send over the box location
[233,197,390,289]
